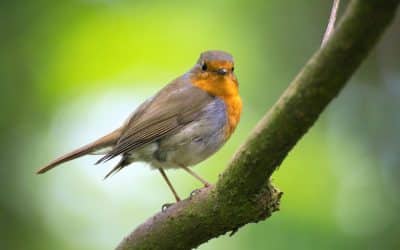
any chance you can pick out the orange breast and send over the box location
[222,94,242,138]
[191,75,242,139]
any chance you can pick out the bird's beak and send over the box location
[216,68,228,75]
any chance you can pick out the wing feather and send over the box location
[97,76,213,163]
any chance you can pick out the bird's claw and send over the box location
[190,189,202,198]
[190,183,212,199]
[161,203,175,212]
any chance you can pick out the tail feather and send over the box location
[36,128,121,174]
[103,157,129,179]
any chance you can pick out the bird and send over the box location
[37,50,242,202]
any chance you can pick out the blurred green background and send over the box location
[1,0,399,249]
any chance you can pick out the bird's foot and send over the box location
[190,189,202,199]
[204,182,211,188]
[161,202,175,212]
[190,183,212,199]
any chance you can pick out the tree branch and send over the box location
[117,1,399,249]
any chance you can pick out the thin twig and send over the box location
[322,0,341,46]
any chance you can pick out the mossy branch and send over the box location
[117,1,399,249]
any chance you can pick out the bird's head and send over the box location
[190,50,238,97]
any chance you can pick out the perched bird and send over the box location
[37,50,242,202]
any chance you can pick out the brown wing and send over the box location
[96,76,213,163]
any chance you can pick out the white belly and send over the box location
[127,98,228,169]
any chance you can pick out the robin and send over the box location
[37,50,242,202]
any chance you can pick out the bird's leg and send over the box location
[181,166,211,187]
[158,168,181,202]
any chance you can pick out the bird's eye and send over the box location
[231,67,234,72]
[201,63,208,71]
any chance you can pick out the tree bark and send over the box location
[117,1,400,249]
